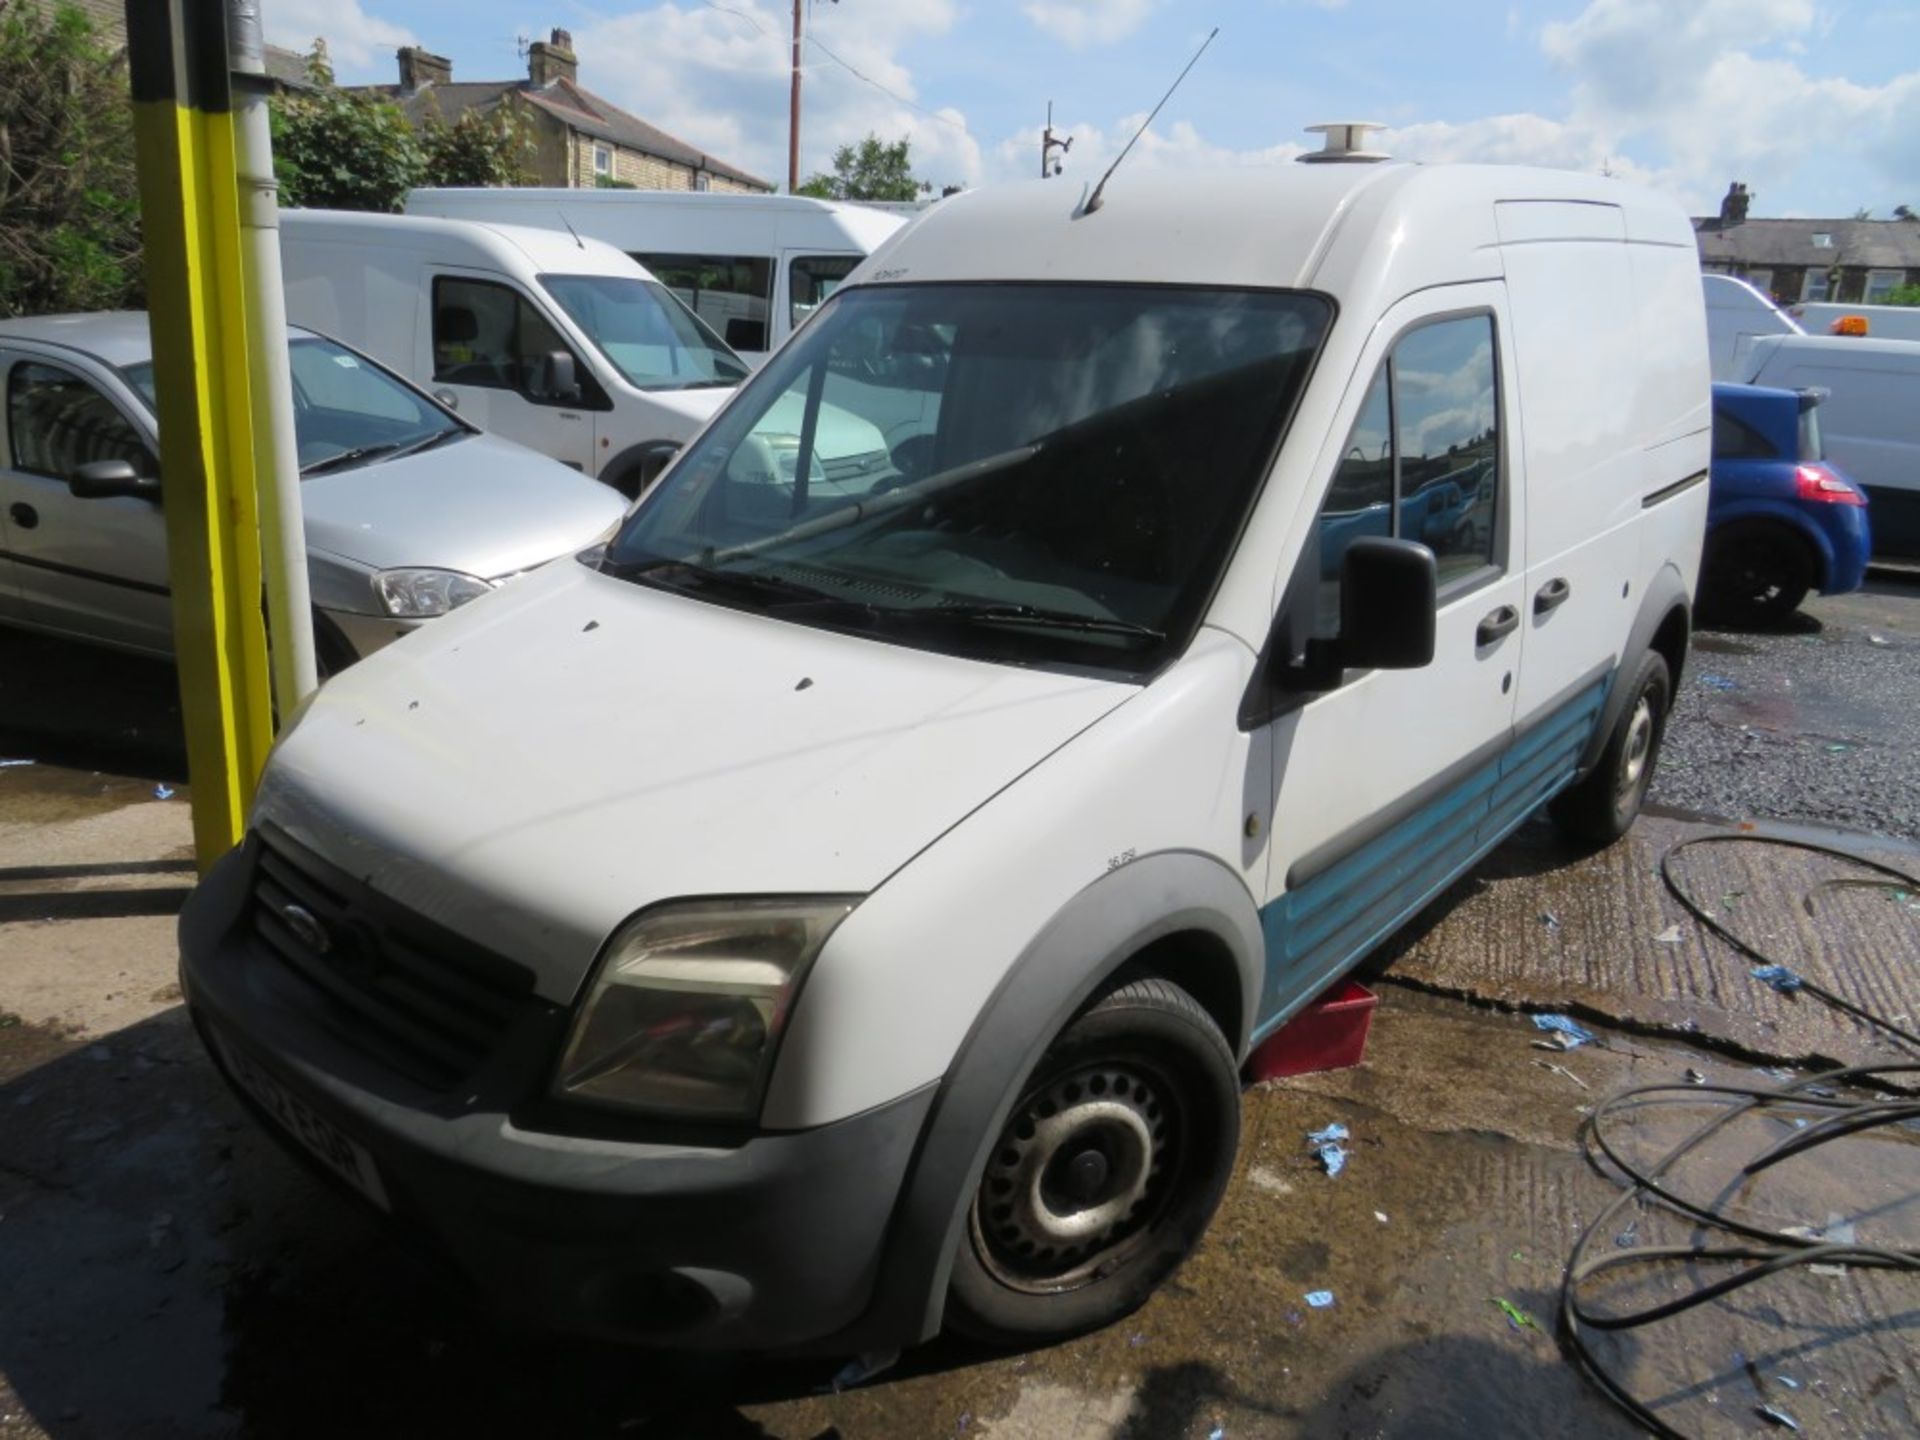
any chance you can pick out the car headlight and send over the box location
[372,567,494,618]
[553,897,856,1122]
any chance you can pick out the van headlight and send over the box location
[553,897,856,1122]
[373,567,494,618]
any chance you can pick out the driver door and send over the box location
[0,352,171,653]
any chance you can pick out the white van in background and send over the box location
[1739,332,1920,557]
[1795,301,1920,343]
[280,210,750,495]
[405,189,908,363]
[1703,273,1802,379]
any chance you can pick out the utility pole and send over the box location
[788,0,838,193]
[1041,100,1072,178]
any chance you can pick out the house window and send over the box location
[1801,270,1832,303]
[1810,232,1833,249]
[693,171,711,192]
[593,145,612,176]
[1865,269,1904,303]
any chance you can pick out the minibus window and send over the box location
[607,283,1332,678]
[790,255,860,329]
[632,253,772,353]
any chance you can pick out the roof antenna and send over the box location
[556,209,586,250]
[1082,26,1218,216]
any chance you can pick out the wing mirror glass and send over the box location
[69,458,161,503]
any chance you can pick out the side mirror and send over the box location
[1275,536,1436,695]
[528,350,580,403]
[69,458,161,503]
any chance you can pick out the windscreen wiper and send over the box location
[911,602,1165,645]
[383,427,468,461]
[605,557,868,612]
[299,441,405,476]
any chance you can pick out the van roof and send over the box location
[280,208,648,280]
[407,187,906,250]
[1750,332,1920,362]
[852,164,1693,299]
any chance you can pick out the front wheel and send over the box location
[1549,649,1670,846]
[945,977,1240,1345]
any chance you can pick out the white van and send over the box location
[1703,273,1801,379]
[405,189,907,363]
[280,210,751,494]
[1740,332,1920,556]
[1795,301,1920,343]
[183,162,1708,1355]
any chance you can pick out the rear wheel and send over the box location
[1702,520,1813,624]
[946,977,1240,1344]
[1549,649,1670,846]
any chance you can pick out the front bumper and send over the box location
[179,836,935,1350]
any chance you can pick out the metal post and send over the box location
[789,0,802,193]
[227,0,316,706]
[124,0,276,868]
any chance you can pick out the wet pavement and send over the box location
[2,584,1917,1439]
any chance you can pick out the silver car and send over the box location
[0,312,626,673]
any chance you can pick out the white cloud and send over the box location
[992,111,1304,185]
[1023,1,1160,50]
[262,0,414,76]
[571,2,981,191]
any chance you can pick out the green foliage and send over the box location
[271,45,533,212]
[0,0,143,317]
[1880,282,1920,308]
[797,133,929,202]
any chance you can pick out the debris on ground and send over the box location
[1751,964,1804,994]
[1491,1297,1539,1333]
[1699,674,1737,690]
[1756,1403,1801,1431]
[1614,1219,1638,1249]
[825,1350,900,1393]
[1374,1211,1389,1224]
[1539,910,1560,930]
[1530,1013,1596,1049]
[1684,1067,1706,1085]
[152,783,175,800]
[1304,1290,1334,1309]
[0,758,34,768]
[1532,1059,1590,1090]
[1307,1122,1348,1177]
[1652,923,1684,944]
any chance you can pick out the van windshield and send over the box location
[540,274,750,391]
[604,282,1332,677]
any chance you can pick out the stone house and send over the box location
[356,28,770,195]
[1695,182,1920,307]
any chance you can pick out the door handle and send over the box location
[1476,604,1519,647]
[7,502,37,530]
[1533,577,1571,615]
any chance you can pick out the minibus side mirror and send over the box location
[1273,536,1436,696]
[528,350,580,403]
[69,458,161,503]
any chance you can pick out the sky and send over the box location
[264,0,1920,218]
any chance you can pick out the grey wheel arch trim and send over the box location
[602,438,683,497]
[820,849,1262,1352]
[1577,563,1690,779]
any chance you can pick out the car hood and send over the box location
[255,560,1135,1002]
[643,385,732,425]
[300,431,627,580]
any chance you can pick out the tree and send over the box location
[796,133,929,202]
[0,0,143,316]
[270,45,533,212]
[1881,282,1920,307]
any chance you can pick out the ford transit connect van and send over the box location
[182,162,1709,1354]
[279,210,751,495]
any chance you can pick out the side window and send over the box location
[790,255,859,330]
[432,276,571,395]
[632,252,772,352]
[1307,312,1502,634]
[1711,407,1779,461]
[6,361,150,480]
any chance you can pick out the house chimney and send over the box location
[528,28,577,87]
[1718,181,1751,225]
[397,46,452,92]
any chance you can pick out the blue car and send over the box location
[1703,381,1871,622]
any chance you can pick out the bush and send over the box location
[0,0,142,316]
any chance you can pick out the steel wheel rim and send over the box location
[1618,694,1655,795]
[969,1059,1179,1294]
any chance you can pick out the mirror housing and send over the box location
[69,458,160,503]
[432,387,460,412]
[528,350,580,403]
[1275,536,1436,695]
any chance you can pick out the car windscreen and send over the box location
[541,274,750,392]
[603,282,1332,678]
[124,338,465,476]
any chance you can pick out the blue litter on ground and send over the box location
[1315,1143,1346,1177]
[1307,1123,1349,1145]
[1752,965,1804,994]
[1532,1013,1595,1048]
[1305,1290,1335,1308]
[153,783,175,800]
[1700,674,1738,690]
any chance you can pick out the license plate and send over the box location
[208,1027,391,1211]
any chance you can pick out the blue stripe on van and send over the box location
[1252,673,1609,1042]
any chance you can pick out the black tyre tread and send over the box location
[1088,975,1234,1050]
[1549,649,1669,847]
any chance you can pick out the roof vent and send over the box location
[1297,121,1390,164]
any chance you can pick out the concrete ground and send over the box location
[2,578,1917,1439]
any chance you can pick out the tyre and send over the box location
[1702,520,1813,625]
[1548,649,1670,846]
[946,977,1241,1345]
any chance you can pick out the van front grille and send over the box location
[248,835,537,1089]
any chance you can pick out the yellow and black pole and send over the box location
[124,0,311,868]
